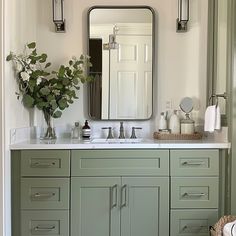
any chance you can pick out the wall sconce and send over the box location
[53,0,65,33]
[176,0,189,32]
[103,25,119,50]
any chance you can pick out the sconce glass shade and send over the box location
[53,0,65,32]
[176,0,189,32]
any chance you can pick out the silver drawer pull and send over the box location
[32,162,56,168]
[183,225,207,230]
[182,161,205,166]
[121,184,128,208]
[33,192,56,198]
[34,225,55,231]
[183,192,206,197]
[110,184,118,209]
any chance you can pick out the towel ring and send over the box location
[208,92,227,107]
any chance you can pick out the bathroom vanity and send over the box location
[10,139,230,236]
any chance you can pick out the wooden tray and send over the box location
[153,132,203,140]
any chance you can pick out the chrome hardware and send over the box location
[34,225,55,231]
[102,127,113,139]
[121,184,128,208]
[32,162,56,168]
[182,161,204,166]
[183,192,206,197]
[110,184,118,209]
[182,225,207,231]
[119,122,125,139]
[33,192,56,198]
[208,92,227,107]
[130,127,142,139]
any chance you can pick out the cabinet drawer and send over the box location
[171,177,219,208]
[21,178,69,210]
[21,150,70,176]
[171,209,218,236]
[170,150,219,176]
[21,210,69,236]
[71,150,169,176]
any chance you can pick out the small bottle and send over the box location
[71,122,80,139]
[181,113,195,134]
[169,110,180,134]
[159,112,167,130]
[82,120,91,139]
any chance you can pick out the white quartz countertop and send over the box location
[10,138,231,150]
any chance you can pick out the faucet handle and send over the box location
[130,127,142,139]
[102,127,114,139]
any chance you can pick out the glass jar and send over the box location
[71,122,80,139]
[180,113,195,134]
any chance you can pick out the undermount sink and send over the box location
[91,138,143,143]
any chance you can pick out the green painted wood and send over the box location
[21,210,69,236]
[170,149,219,176]
[171,177,219,208]
[121,177,169,236]
[21,178,69,210]
[170,209,218,236]
[11,151,21,236]
[21,150,70,177]
[71,149,169,176]
[71,177,121,236]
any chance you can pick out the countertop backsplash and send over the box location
[10,123,228,145]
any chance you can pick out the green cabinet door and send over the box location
[121,177,169,236]
[71,177,121,236]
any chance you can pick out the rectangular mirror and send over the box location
[88,6,155,120]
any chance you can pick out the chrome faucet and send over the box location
[130,127,142,139]
[119,122,125,139]
[102,127,113,139]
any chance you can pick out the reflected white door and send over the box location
[109,35,152,119]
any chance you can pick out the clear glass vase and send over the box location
[41,110,56,140]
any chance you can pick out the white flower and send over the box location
[15,61,23,72]
[36,77,42,85]
[25,58,31,64]
[20,71,30,81]
[30,64,37,71]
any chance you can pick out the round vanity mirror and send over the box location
[179,97,193,113]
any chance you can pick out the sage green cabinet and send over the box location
[71,149,169,176]
[170,149,220,236]
[12,150,70,236]
[21,210,69,236]
[71,177,120,236]
[21,150,70,177]
[170,209,218,236]
[120,177,169,236]
[11,148,222,236]
[21,178,70,210]
[71,177,169,236]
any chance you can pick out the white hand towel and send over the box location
[215,105,221,130]
[204,105,216,132]
[223,220,236,236]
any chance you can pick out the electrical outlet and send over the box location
[165,100,172,110]
[10,129,16,144]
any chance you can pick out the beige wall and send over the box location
[4,1,38,235]
[34,0,208,129]
[2,0,209,234]
[0,0,4,234]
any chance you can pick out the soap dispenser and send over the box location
[158,112,167,130]
[82,120,91,139]
[169,110,180,134]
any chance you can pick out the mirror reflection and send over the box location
[88,6,154,120]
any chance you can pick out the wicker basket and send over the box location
[153,132,203,140]
[210,215,236,236]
